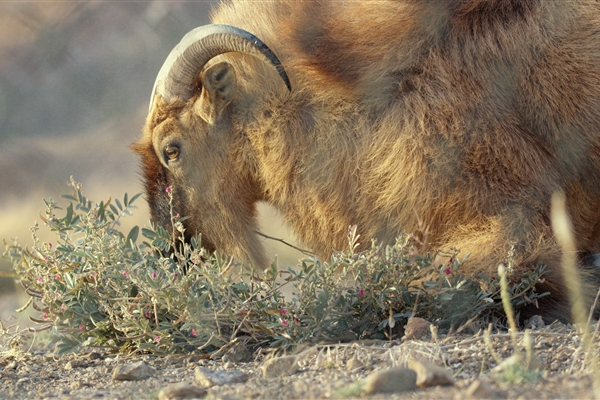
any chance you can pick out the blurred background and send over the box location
[0,2,302,321]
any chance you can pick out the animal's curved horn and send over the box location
[150,24,291,110]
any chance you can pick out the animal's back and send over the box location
[209,0,600,315]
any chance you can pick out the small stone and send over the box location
[65,360,87,370]
[194,367,249,387]
[158,382,207,400]
[112,361,155,381]
[293,379,310,394]
[524,315,545,330]
[165,355,187,365]
[222,361,234,370]
[70,381,83,390]
[463,380,507,399]
[185,355,205,364]
[408,359,454,387]
[261,355,299,378]
[363,367,417,394]
[346,358,364,371]
[87,352,103,360]
[404,317,433,340]
[224,342,253,363]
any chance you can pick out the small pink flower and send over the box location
[48,243,52,248]
[191,329,197,337]
[54,274,61,280]
[37,276,43,283]
[155,335,162,343]
[60,304,66,311]
[281,320,288,327]
[152,271,157,279]
[165,186,172,194]
[445,267,452,276]
[281,309,287,316]
[123,271,128,277]
[44,256,49,261]
[145,310,151,318]
[79,325,85,332]
[358,288,365,296]
[294,318,300,324]
[42,313,48,319]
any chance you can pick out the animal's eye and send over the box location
[164,145,180,161]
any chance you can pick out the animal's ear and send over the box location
[196,61,237,125]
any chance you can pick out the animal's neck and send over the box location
[246,94,368,258]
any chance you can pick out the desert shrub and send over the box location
[2,179,548,354]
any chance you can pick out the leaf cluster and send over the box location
[2,179,549,355]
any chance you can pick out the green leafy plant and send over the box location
[2,179,549,355]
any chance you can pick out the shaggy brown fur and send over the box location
[135,0,600,319]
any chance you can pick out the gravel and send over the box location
[1,319,598,399]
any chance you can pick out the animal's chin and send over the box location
[180,226,217,254]
[200,241,217,254]
[153,231,214,259]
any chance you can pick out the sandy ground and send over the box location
[1,300,598,400]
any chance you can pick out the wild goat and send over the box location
[134,0,600,318]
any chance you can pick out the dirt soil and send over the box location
[0,314,598,400]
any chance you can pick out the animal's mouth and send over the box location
[178,224,216,255]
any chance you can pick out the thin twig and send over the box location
[153,299,159,330]
[587,286,600,327]
[196,334,217,353]
[26,330,37,353]
[230,309,252,341]
[0,271,20,278]
[218,287,233,314]
[453,311,482,335]
[26,324,52,333]
[218,256,235,277]
[241,279,292,307]
[253,230,315,257]
[115,333,147,341]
